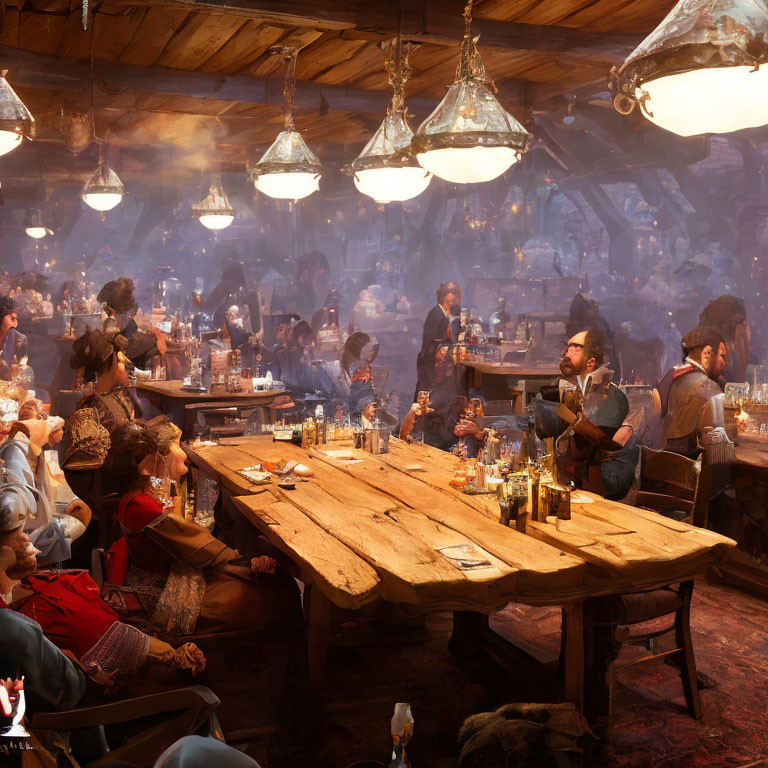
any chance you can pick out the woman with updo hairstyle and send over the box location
[107,419,304,633]
[96,277,166,371]
[61,329,137,550]
[105,419,308,745]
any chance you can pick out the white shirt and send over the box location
[684,356,707,374]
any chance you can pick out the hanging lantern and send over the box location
[411,0,529,184]
[83,152,125,212]
[194,175,235,230]
[0,71,35,157]
[613,1,768,136]
[24,208,51,239]
[250,47,321,200]
[349,40,431,204]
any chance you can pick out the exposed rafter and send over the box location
[114,0,640,62]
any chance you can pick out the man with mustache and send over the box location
[535,328,637,499]
[656,325,733,463]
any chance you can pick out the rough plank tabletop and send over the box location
[186,437,590,610]
[186,436,736,610]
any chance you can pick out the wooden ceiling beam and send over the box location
[114,0,639,61]
[0,44,455,117]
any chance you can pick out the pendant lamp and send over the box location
[411,0,530,184]
[250,47,321,200]
[194,175,235,230]
[350,39,431,203]
[0,71,34,157]
[83,150,125,212]
[613,0,768,136]
[24,208,51,239]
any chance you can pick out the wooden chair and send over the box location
[30,685,221,767]
[636,446,710,527]
[583,581,701,728]
[579,451,709,726]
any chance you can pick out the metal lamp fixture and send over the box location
[24,208,51,239]
[613,0,768,136]
[82,150,125,212]
[411,0,530,184]
[349,39,431,204]
[250,47,321,200]
[194,175,235,230]
[0,70,34,157]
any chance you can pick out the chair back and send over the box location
[636,446,708,525]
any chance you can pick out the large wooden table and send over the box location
[734,436,768,469]
[137,380,288,436]
[185,435,735,709]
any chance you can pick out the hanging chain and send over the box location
[455,0,486,82]
[82,0,88,31]
[281,46,298,131]
[384,37,414,116]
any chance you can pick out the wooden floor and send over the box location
[194,579,768,767]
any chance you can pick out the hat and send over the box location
[681,326,724,353]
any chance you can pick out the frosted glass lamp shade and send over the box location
[251,130,322,201]
[412,80,529,184]
[83,165,125,212]
[616,0,768,135]
[351,113,431,202]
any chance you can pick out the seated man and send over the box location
[400,346,486,454]
[0,513,84,713]
[0,470,205,690]
[535,329,637,500]
[0,417,91,567]
[655,325,733,463]
[0,297,29,383]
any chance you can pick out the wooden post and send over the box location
[563,601,585,712]
[305,584,333,695]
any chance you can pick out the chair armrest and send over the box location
[30,686,219,730]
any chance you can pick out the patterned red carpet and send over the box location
[491,580,768,768]
[207,579,768,767]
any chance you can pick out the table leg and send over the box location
[306,584,332,695]
[563,602,585,712]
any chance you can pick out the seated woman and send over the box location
[98,277,166,372]
[61,328,138,550]
[105,419,304,637]
[104,419,308,754]
[0,480,205,690]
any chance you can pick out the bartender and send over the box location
[656,325,732,462]
[535,329,637,500]
[0,297,27,381]
[416,282,461,393]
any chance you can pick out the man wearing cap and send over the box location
[656,325,733,462]
[534,328,638,499]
